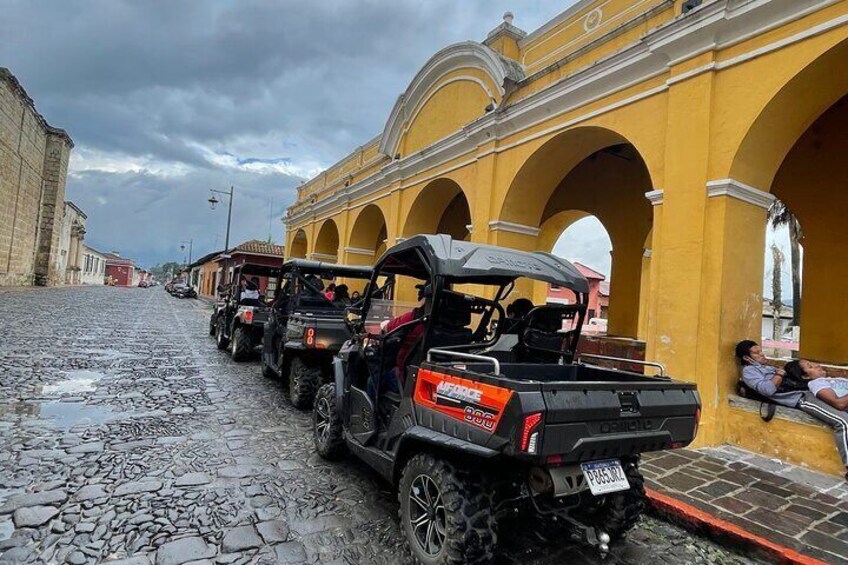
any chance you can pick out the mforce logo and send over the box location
[435,381,483,405]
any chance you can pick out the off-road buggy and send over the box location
[211,263,281,361]
[260,259,375,408]
[313,234,701,564]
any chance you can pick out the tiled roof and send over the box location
[233,240,285,257]
[574,262,606,281]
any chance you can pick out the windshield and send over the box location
[365,299,419,336]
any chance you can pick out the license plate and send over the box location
[580,459,630,495]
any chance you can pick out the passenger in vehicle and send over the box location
[238,277,260,305]
[502,297,534,334]
[369,284,429,398]
[351,290,361,302]
[333,284,351,306]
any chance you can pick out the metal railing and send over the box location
[578,353,666,377]
[427,348,501,375]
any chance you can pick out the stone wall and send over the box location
[0,68,73,286]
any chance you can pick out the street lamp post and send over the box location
[208,186,234,285]
[180,239,193,285]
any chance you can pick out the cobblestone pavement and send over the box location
[0,286,760,564]
[643,445,848,564]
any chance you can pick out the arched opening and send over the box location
[547,214,613,335]
[313,220,340,263]
[402,178,471,241]
[348,205,388,265]
[289,229,308,259]
[765,96,847,363]
[730,38,848,364]
[499,129,655,339]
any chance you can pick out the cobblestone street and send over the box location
[0,286,760,564]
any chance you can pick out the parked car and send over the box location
[173,284,197,299]
[313,234,701,563]
[260,260,374,408]
[211,263,281,361]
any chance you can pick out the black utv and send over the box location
[312,234,701,564]
[260,260,375,408]
[211,263,281,361]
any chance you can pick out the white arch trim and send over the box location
[380,41,524,157]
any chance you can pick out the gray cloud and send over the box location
[1,1,574,267]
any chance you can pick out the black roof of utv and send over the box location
[281,259,372,278]
[376,234,589,293]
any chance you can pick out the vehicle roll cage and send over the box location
[356,235,591,363]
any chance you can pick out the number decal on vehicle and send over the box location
[413,369,512,433]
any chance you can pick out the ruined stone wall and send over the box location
[0,68,73,286]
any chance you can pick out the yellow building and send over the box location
[285,0,848,475]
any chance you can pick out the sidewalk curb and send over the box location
[645,487,829,565]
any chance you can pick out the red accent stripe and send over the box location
[645,488,828,565]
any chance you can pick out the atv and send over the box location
[312,234,701,564]
[260,260,375,408]
[212,263,281,361]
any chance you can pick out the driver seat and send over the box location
[516,305,578,364]
[428,292,474,350]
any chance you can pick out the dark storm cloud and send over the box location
[1,1,569,266]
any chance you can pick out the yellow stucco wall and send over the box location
[285,1,848,475]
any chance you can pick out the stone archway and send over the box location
[347,204,389,265]
[496,129,655,338]
[402,178,471,241]
[313,220,340,263]
[289,229,308,259]
[728,38,848,363]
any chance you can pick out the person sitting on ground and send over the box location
[332,284,351,306]
[784,359,848,481]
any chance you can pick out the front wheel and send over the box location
[289,356,321,409]
[215,318,229,350]
[230,326,252,361]
[399,454,496,565]
[208,315,217,336]
[313,384,346,460]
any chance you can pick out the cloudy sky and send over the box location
[2,0,578,268]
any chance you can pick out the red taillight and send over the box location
[304,327,315,347]
[244,310,254,323]
[520,412,543,453]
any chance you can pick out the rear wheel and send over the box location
[208,314,217,336]
[215,318,229,350]
[577,458,645,540]
[313,384,346,459]
[399,454,496,565]
[230,326,252,361]
[289,356,321,409]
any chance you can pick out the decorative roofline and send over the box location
[0,67,74,148]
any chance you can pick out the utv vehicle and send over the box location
[313,235,701,564]
[212,263,281,361]
[260,260,374,408]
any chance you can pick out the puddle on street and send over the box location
[42,370,104,394]
[0,400,115,429]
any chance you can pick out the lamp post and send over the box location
[208,186,234,285]
[180,239,193,285]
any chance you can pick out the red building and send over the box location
[547,262,607,320]
[104,253,137,286]
[192,240,285,298]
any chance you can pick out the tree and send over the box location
[770,244,785,341]
[768,199,803,326]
